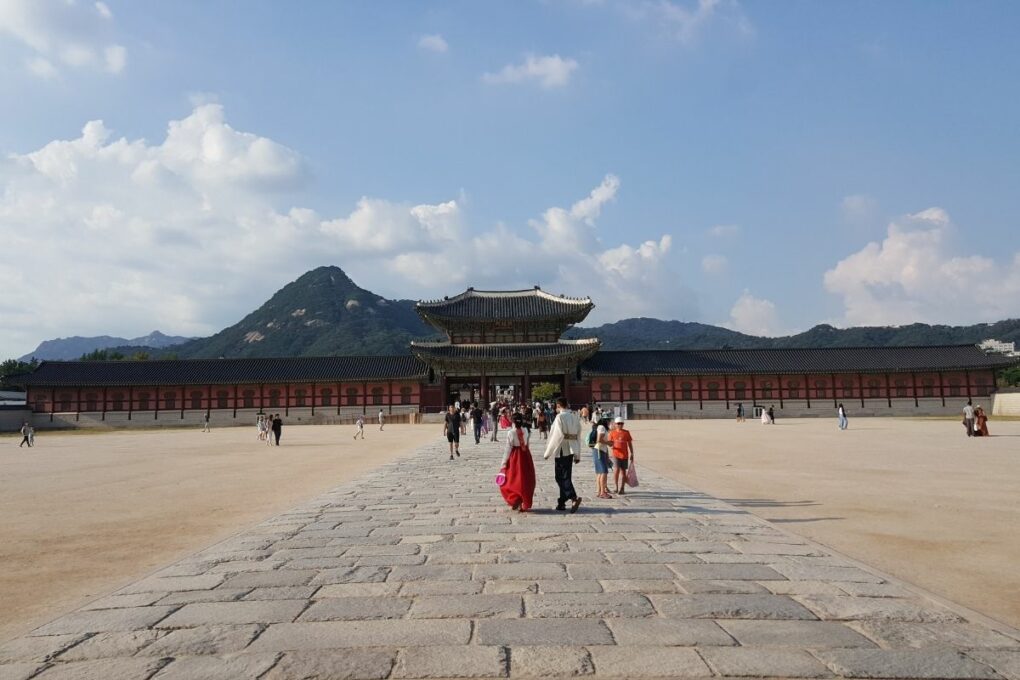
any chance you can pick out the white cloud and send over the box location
[629,0,753,46]
[824,207,1020,326]
[0,0,127,78]
[483,54,579,89]
[0,106,693,357]
[417,34,448,53]
[707,223,739,238]
[701,254,727,274]
[727,291,782,336]
[840,193,878,225]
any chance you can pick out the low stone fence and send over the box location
[29,406,420,430]
[992,389,1020,416]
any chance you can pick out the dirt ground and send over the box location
[2,417,1018,642]
[0,422,435,641]
[632,416,1020,629]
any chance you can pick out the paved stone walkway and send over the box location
[3,436,1020,680]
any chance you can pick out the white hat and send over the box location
[614,416,625,423]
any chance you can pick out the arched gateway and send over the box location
[410,287,601,408]
[14,286,1018,427]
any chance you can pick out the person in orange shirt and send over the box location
[608,416,634,495]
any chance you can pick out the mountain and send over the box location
[567,318,1020,351]
[22,267,1020,361]
[20,331,193,361]
[171,266,438,358]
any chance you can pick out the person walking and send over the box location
[499,413,536,512]
[608,416,634,495]
[271,414,282,446]
[378,409,385,431]
[354,414,365,439]
[444,404,462,460]
[975,405,990,436]
[489,405,500,442]
[837,403,848,430]
[735,403,744,422]
[590,417,612,499]
[471,403,484,444]
[202,412,211,433]
[27,424,35,447]
[18,421,32,448]
[963,399,975,437]
[543,397,583,513]
[767,405,775,423]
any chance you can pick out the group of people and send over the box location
[255,413,283,445]
[963,400,991,437]
[493,397,636,514]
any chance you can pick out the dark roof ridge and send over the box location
[36,353,417,366]
[594,344,985,354]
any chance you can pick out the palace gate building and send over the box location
[17,287,1016,428]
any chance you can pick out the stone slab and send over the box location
[263,650,397,680]
[650,594,817,620]
[700,647,834,677]
[607,619,736,646]
[409,595,523,619]
[817,648,1001,679]
[393,645,507,678]
[509,646,594,677]
[140,624,261,656]
[32,606,177,636]
[157,600,307,627]
[251,620,472,650]
[587,645,712,677]
[32,658,168,680]
[151,653,279,680]
[298,597,412,621]
[524,593,654,618]
[474,619,613,646]
[719,620,876,648]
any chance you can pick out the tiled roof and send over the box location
[416,288,593,324]
[581,345,1018,376]
[410,339,600,363]
[20,355,429,387]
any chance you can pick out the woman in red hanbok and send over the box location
[499,413,536,512]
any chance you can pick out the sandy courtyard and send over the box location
[0,422,434,641]
[2,417,1018,643]
[636,416,1020,629]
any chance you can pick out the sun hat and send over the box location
[614,416,625,423]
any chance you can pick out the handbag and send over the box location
[494,471,506,487]
[626,462,639,487]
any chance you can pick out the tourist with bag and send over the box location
[589,417,613,499]
[499,413,535,512]
[543,397,583,513]
[608,416,634,495]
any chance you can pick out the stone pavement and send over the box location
[3,436,1020,680]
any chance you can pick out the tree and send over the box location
[80,349,125,361]
[530,382,559,403]
[1,358,38,388]
[999,366,1020,387]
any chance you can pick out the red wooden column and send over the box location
[937,372,945,407]
[857,373,865,408]
[362,381,368,414]
[671,374,677,411]
[645,376,651,410]
[179,385,185,419]
[965,369,972,400]
[804,375,811,409]
[102,386,108,421]
[76,387,82,422]
[885,373,891,408]
[336,382,342,416]
[153,386,159,421]
[723,374,730,410]
[388,381,394,415]
[233,384,239,418]
[284,384,290,416]
[750,375,757,408]
[696,375,703,410]
[777,374,784,409]
[911,372,919,408]
[311,381,317,416]
[127,386,134,421]
[50,387,56,423]
[830,373,838,408]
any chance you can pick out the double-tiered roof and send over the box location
[411,287,600,375]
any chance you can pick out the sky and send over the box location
[1,0,1019,359]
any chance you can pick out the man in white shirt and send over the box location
[378,409,385,431]
[543,397,583,513]
[963,400,975,438]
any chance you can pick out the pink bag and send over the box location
[494,472,506,487]
[625,462,639,488]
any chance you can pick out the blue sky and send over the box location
[1,1,1019,358]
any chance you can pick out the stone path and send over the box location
[3,436,1020,680]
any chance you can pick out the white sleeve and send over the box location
[544,415,564,459]
[501,429,515,467]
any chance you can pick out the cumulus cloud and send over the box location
[824,207,1020,326]
[417,34,448,53]
[0,106,691,357]
[726,291,782,336]
[701,254,727,274]
[707,223,740,238]
[483,54,579,89]
[0,0,127,77]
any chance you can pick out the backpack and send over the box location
[587,428,598,448]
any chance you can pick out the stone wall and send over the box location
[992,390,1020,416]
[0,408,32,433]
[33,406,419,430]
[628,397,965,419]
